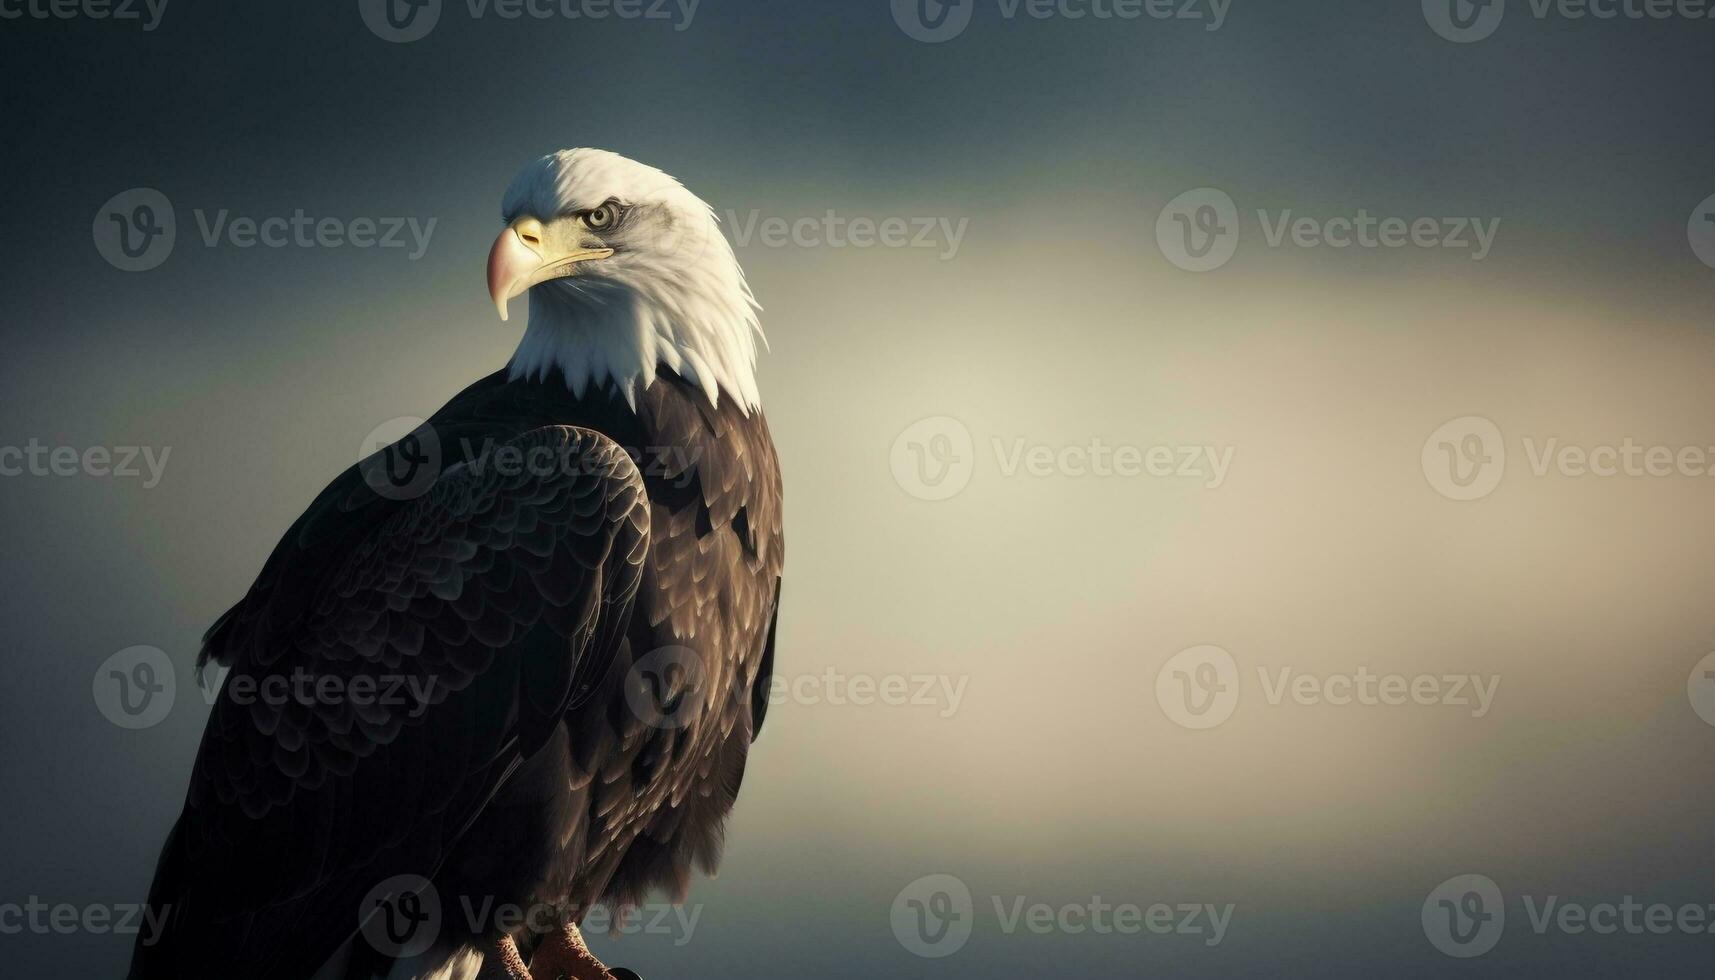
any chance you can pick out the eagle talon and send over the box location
[526,922,623,980]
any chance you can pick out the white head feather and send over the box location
[500,148,764,413]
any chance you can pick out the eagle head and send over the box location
[489,148,763,412]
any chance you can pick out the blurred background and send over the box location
[3,0,1714,976]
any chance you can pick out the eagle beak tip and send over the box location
[488,226,530,325]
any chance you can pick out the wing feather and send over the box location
[130,425,649,980]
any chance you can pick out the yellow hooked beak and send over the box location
[486,216,615,322]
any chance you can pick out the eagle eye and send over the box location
[582,202,621,231]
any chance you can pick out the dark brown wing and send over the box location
[130,425,649,980]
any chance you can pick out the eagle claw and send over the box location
[525,922,625,980]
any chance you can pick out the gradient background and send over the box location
[3,0,1715,976]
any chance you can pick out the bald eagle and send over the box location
[130,149,784,980]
